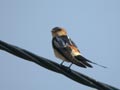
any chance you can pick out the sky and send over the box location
[0,0,120,90]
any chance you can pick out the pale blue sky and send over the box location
[0,0,120,90]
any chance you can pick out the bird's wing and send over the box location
[52,36,73,61]
[52,36,87,68]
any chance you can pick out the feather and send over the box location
[75,55,93,68]
[75,55,107,68]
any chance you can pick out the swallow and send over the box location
[51,27,107,68]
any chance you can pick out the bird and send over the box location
[51,27,107,68]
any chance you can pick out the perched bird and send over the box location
[51,27,106,68]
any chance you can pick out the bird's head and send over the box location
[51,27,67,37]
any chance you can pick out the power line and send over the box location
[0,40,119,90]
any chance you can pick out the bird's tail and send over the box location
[74,62,87,68]
[75,55,93,68]
[75,55,107,68]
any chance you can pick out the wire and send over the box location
[0,40,119,90]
